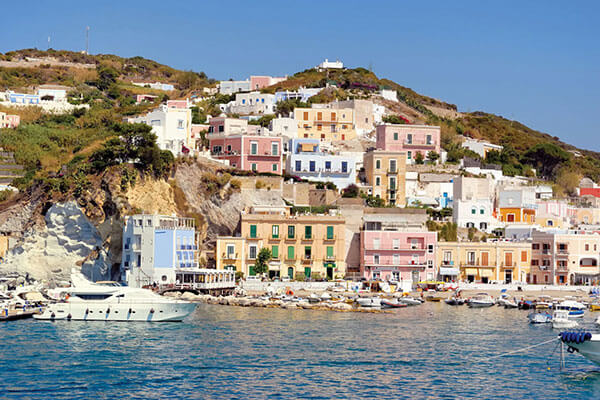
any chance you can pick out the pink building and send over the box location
[360,211,437,283]
[0,112,20,129]
[135,94,158,104]
[250,75,286,91]
[166,99,189,109]
[376,124,441,161]
[208,135,282,174]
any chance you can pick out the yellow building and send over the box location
[294,107,356,142]
[437,241,531,283]
[233,206,346,280]
[498,208,536,224]
[497,189,537,224]
[363,150,407,206]
[215,237,245,272]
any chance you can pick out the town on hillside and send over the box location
[1,56,600,292]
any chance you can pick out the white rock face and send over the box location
[0,201,111,282]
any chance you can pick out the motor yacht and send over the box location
[467,293,495,308]
[555,300,586,318]
[559,331,600,365]
[34,270,196,322]
[553,310,578,329]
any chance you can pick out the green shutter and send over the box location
[249,266,256,276]
[272,245,279,258]
[327,246,333,258]
[250,225,257,238]
[287,246,294,259]
[288,225,295,239]
[304,267,311,278]
[305,225,312,239]
[272,225,279,238]
[327,226,334,239]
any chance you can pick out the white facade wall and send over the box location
[380,89,398,102]
[286,153,358,191]
[228,92,275,115]
[219,80,251,95]
[461,139,503,158]
[129,105,192,156]
[453,198,495,232]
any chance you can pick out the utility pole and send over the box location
[85,26,90,54]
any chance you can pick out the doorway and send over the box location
[505,270,512,284]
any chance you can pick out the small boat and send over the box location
[320,292,332,301]
[425,293,443,302]
[553,310,578,329]
[444,297,465,306]
[467,293,495,308]
[398,297,422,306]
[503,299,518,309]
[555,300,586,318]
[518,300,535,310]
[308,293,321,303]
[590,303,600,311]
[356,297,382,307]
[528,311,552,324]
[381,299,407,309]
[558,331,600,365]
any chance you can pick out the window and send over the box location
[309,160,316,172]
[389,159,397,173]
[317,124,322,131]
[317,112,322,120]
[218,125,224,133]
[375,177,381,186]
[272,163,278,172]
[325,161,331,170]
[467,252,476,265]
[341,161,348,173]
[304,267,311,278]
[393,132,398,140]
[212,145,222,154]
[272,225,279,238]
[305,226,312,239]
[393,254,400,265]
[272,245,279,259]
[177,119,184,129]
[407,151,412,160]
[326,226,334,240]
[374,254,380,264]
[288,225,295,239]
[251,163,257,172]
[480,208,485,215]
[249,245,257,259]
[586,244,590,251]
[389,176,396,190]
[373,238,380,250]
[443,251,452,263]
[287,246,295,259]
[304,246,312,259]
[326,246,334,259]
[295,160,301,171]
[427,244,434,253]
[393,239,399,249]
[226,244,235,258]
[426,135,432,145]
[250,141,258,155]
[331,112,336,120]
[376,159,381,169]
[532,243,540,250]
[271,142,279,156]
[303,112,309,120]
[521,251,527,262]
[250,225,257,238]
[471,207,477,215]
[227,145,232,152]
[406,134,412,144]
[532,259,539,266]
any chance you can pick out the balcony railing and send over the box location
[222,252,238,260]
[365,260,428,268]
[403,140,435,148]
[302,235,313,241]
[364,244,426,251]
[323,235,336,242]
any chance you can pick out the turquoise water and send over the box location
[1,303,600,399]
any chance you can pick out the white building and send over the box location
[227,92,276,115]
[131,81,175,91]
[461,138,503,158]
[317,59,344,70]
[452,176,497,232]
[37,85,69,101]
[121,215,198,288]
[128,100,193,156]
[270,117,298,146]
[380,89,398,102]
[219,80,251,95]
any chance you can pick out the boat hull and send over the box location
[560,332,600,365]
[34,301,197,322]
[468,301,494,308]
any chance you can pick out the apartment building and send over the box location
[452,176,496,232]
[437,241,531,284]
[227,92,276,115]
[497,188,537,224]
[376,124,441,162]
[363,150,407,206]
[208,134,282,174]
[294,107,356,142]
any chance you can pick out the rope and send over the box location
[481,338,558,361]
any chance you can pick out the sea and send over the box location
[1,303,600,399]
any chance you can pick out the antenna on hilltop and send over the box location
[47,36,51,50]
[85,26,90,54]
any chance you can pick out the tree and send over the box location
[177,70,200,90]
[414,152,424,165]
[427,151,439,163]
[342,184,359,198]
[522,143,570,179]
[382,115,408,124]
[275,99,308,117]
[254,248,272,276]
[96,65,119,91]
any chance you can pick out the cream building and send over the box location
[294,107,356,142]
[363,150,407,206]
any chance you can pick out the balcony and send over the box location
[386,169,399,175]
[323,235,336,242]
[268,236,281,242]
[302,254,312,263]
[285,236,296,242]
[365,260,427,268]
[403,140,436,148]
[222,252,238,260]
[285,255,296,261]
[302,235,314,241]
[247,235,260,240]
[365,244,426,251]
[556,265,568,272]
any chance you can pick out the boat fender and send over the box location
[150,308,155,313]
[585,332,592,341]
[67,314,71,320]
[51,312,56,319]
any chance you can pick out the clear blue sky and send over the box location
[2,1,599,150]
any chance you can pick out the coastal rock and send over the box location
[0,201,110,282]
[180,292,199,301]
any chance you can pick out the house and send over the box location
[437,241,531,284]
[269,117,298,145]
[497,187,537,224]
[360,209,437,284]
[363,150,407,206]
[406,173,455,209]
[329,99,377,136]
[535,185,553,200]
[452,176,496,232]
[131,81,175,91]
[285,138,358,191]
[37,85,70,101]
[250,75,287,91]
[8,92,40,104]
[222,206,346,279]
[461,138,503,158]
[135,94,158,104]
[535,200,570,229]
[208,116,250,135]
[227,92,276,115]
[219,79,251,95]
[462,157,504,180]
[121,215,199,288]
[208,134,282,174]
[274,87,322,103]
[294,107,356,142]
[316,59,344,71]
[128,100,193,156]
[531,230,600,285]
[215,236,245,272]
[380,89,398,102]
[0,112,20,129]
[375,124,441,163]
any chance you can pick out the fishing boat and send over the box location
[356,297,382,307]
[528,311,552,324]
[559,331,600,365]
[555,300,586,318]
[467,293,495,308]
[381,299,407,309]
[552,310,578,329]
[34,271,196,322]
[589,303,600,311]
[398,297,422,306]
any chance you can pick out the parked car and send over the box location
[246,276,261,282]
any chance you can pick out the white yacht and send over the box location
[34,271,196,322]
[467,293,495,308]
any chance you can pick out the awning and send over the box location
[479,269,494,278]
[301,143,316,152]
[439,267,459,276]
[324,262,336,269]
[464,268,478,275]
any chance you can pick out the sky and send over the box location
[2,1,599,150]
